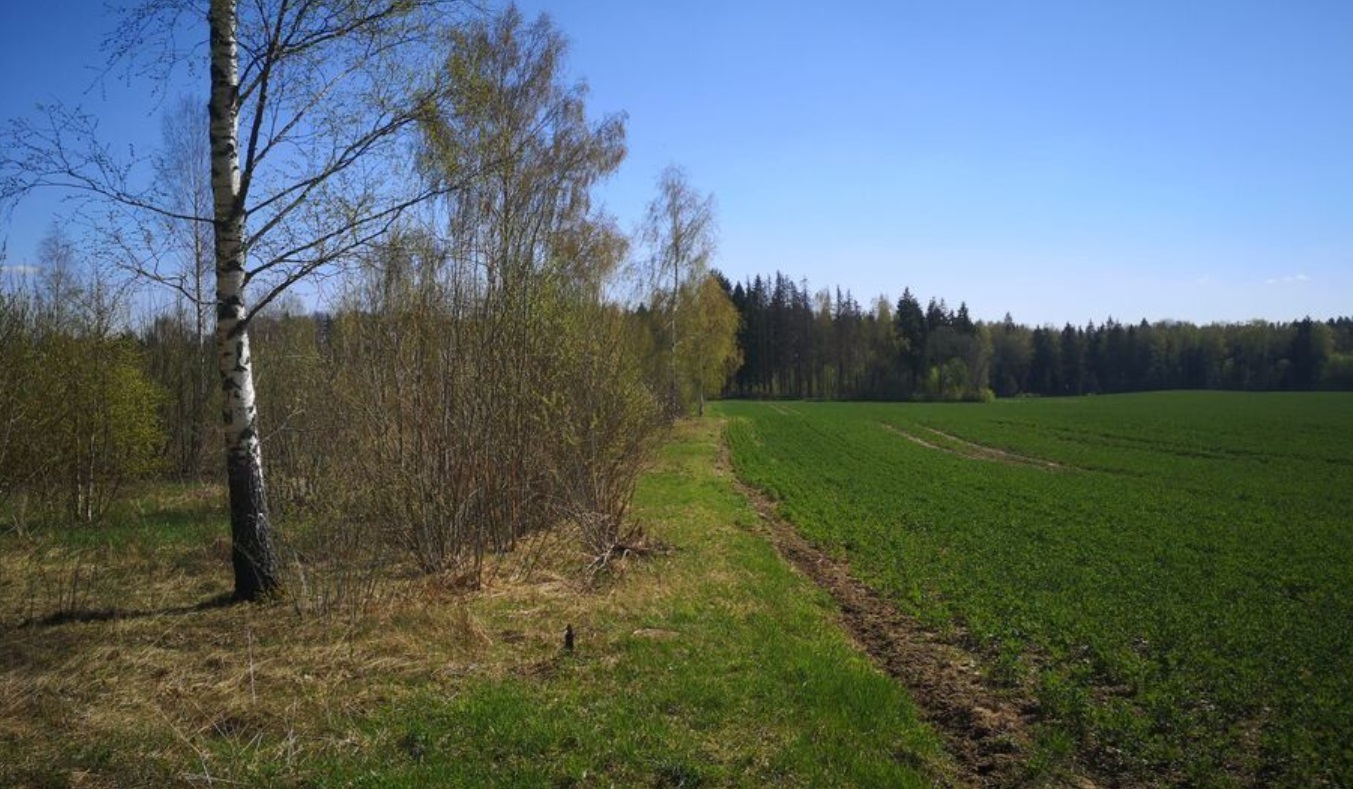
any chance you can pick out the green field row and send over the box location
[719,392,1353,786]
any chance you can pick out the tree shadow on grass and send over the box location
[0,591,245,684]
[15,591,238,628]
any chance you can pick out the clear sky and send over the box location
[3,0,1350,326]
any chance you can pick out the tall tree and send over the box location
[3,0,477,599]
[989,314,1031,397]
[149,98,215,478]
[1287,317,1331,391]
[680,274,742,415]
[1029,327,1061,395]
[1060,323,1085,395]
[894,288,926,388]
[639,165,717,415]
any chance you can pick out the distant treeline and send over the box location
[721,271,1353,400]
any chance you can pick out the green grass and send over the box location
[718,392,1353,786]
[0,420,946,787]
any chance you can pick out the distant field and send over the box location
[719,392,1353,786]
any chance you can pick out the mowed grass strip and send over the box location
[718,393,1353,787]
[0,419,946,787]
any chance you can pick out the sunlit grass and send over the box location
[0,419,946,787]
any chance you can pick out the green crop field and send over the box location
[718,392,1353,786]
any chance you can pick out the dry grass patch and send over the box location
[3,421,946,787]
[0,515,619,785]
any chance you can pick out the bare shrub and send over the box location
[546,302,663,555]
[255,221,663,584]
[1,234,164,530]
[240,9,667,597]
[16,543,103,625]
[275,522,397,622]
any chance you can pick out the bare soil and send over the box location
[880,422,1066,471]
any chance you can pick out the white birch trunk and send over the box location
[210,0,278,600]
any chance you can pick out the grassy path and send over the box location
[2,419,948,787]
[732,463,1068,787]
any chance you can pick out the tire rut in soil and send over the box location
[723,449,1096,788]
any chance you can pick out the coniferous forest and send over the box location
[723,271,1353,401]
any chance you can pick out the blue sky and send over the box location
[3,0,1350,325]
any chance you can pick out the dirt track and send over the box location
[724,447,1095,787]
[879,422,1066,471]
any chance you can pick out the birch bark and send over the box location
[209,0,278,600]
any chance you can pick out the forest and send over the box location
[724,271,1353,401]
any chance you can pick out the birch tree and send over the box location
[2,0,476,600]
[145,97,215,479]
[639,166,717,415]
[678,274,741,416]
